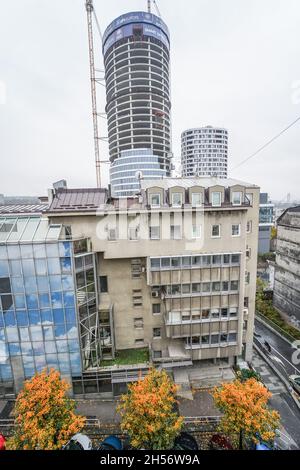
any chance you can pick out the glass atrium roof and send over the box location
[0,216,62,243]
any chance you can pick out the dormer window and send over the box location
[172,192,183,207]
[232,191,242,205]
[192,192,202,207]
[150,193,160,207]
[212,191,221,207]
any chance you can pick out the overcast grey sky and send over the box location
[0,0,299,200]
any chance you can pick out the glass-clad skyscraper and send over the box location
[0,214,100,397]
[110,149,167,197]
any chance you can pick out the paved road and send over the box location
[254,318,300,377]
[254,318,300,448]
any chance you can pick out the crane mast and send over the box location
[85,0,101,188]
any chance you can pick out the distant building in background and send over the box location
[273,206,300,327]
[102,11,172,196]
[258,193,274,254]
[181,127,228,178]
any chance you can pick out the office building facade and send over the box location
[181,127,228,178]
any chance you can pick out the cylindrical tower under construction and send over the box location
[103,11,172,195]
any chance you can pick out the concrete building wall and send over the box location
[273,207,300,322]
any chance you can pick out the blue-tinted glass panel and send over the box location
[22,259,35,276]
[33,244,46,258]
[4,311,16,327]
[45,341,56,354]
[9,260,22,276]
[66,324,78,339]
[58,353,70,373]
[11,277,24,293]
[23,362,35,378]
[46,353,58,368]
[21,342,33,356]
[29,326,42,341]
[51,292,63,309]
[61,275,73,291]
[60,257,71,274]
[59,242,71,257]
[46,244,59,258]
[48,258,61,275]
[49,275,61,291]
[0,260,9,277]
[35,259,47,276]
[63,292,75,308]
[37,276,48,292]
[6,326,18,341]
[28,310,40,325]
[68,339,80,352]
[65,308,76,325]
[41,309,53,324]
[16,311,28,326]
[8,343,21,356]
[43,325,54,340]
[0,313,3,327]
[0,328,5,340]
[20,245,33,259]
[14,294,26,309]
[0,364,13,380]
[53,308,64,325]
[56,340,68,353]
[39,293,50,309]
[19,327,30,342]
[32,342,45,355]
[54,325,66,339]
[24,277,37,294]
[0,245,7,260]
[35,355,46,371]
[7,245,20,259]
[26,294,38,309]
[0,341,8,357]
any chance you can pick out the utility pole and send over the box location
[86,0,101,188]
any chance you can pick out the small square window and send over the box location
[230,280,239,291]
[153,350,162,359]
[192,193,202,207]
[231,254,240,264]
[152,304,161,314]
[172,192,183,207]
[232,224,240,237]
[211,224,220,237]
[150,226,160,240]
[150,194,160,207]
[232,191,242,205]
[192,225,201,239]
[153,327,161,338]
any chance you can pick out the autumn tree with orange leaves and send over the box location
[7,369,85,450]
[117,368,183,449]
[213,378,280,449]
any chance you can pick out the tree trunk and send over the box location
[239,429,243,450]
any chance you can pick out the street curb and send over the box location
[255,315,293,346]
[253,344,300,412]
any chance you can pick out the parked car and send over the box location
[289,375,300,394]
[97,435,123,450]
[62,433,93,450]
